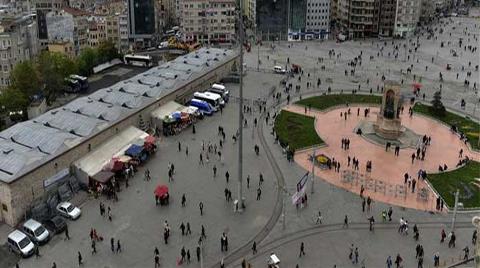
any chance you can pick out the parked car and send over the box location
[56,202,81,220]
[273,66,286,74]
[7,230,35,257]
[22,219,50,245]
[43,216,67,234]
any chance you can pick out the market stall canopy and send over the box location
[151,101,185,121]
[125,144,144,157]
[73,126,149,184]
[180,106,199,115]
[91,171,114,184]
[154,185,169,197]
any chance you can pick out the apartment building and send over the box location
[336,0,379,39]
[46,7,89,56]
[33,0,69,49]
[47,39,75,59]
[305,0,330,38]
[0,14,39,88]
[180,0,236,44]
[394,0,421,37]
[378,0,396,37]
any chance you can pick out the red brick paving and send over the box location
[285,104,480,211]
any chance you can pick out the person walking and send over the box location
[252,241,257,254]
[299,242,305,257]
[181,194,186,207]
[65,225,70,240]
[186,222,192,235]
[257,187,262,200]
[394,254,402,268]
[180,246,186,263]
[366,196,372,212]
[201,225,207,239]
[52,262,57,268]
[362,198,366,212]
[225,171,230,183]
[343,215,349,228]
[199,202,204,215]
[354,248,359,264]
[196,245,201,262]
[180,222,186,236]
[388,207,393,221]
[441,229,446,243]
[116,240,121,253]
[155,254,160,268]
[35,246,40,258]
[111,238,115,253]
[91,239,97,255]
[186,249,191,264]
[213,165,217,177]
[78,251,83,266]
[472,230,477,245]
[386,256,393,268]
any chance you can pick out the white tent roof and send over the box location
[151,101,185,120]
[73,126,148,177]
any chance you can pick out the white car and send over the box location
[56,202,81,220]
[274,66,286,74]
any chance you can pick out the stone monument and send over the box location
[374,81,404,139]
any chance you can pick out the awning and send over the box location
[125,144,143,157]
[91,171,114,184]
[151,101,185,121]
[180,106,199,115]
[73,126,149,184]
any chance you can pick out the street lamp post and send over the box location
[472,216,480,266]
[311,149,316,194]
[237,0,245,211]
[451,189,459,232]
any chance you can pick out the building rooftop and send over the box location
[0,47,237,183]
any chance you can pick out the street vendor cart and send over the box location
[267,253,280,268]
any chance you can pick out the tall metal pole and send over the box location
[451,189,459,232]
[237,0,245,210]
[311,149,316,194]
[282,187,286,230]
[472,216,480,266]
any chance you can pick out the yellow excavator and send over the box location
[167,37,200,52]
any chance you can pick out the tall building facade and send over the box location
[0,14,39,88]
[378,0,395,37]
[46,7,89,55]
[33,0,69,49]
[394,0,421,37]
[180,0,236,44]
[256,0,288,40]
[128,0,156,48]
[305,0,330,38]
[337,0,379,39]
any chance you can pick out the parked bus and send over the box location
[189,99,214,116]
[123,54,153,67]
[69,75,89,91]
[193,92,224,111]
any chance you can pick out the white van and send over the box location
[7,230,35,257]
[274,66,286,74]
[22,219,50,244]
[193,92,225,110]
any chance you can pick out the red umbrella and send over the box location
[154,185,169,197]
[412,83,422,90]
[145,135,156,144]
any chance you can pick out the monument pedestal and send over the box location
[374,115,404,139]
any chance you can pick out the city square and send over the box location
[0,4,479,268]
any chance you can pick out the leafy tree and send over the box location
[0,86,29,122]
[77,47,99,76]
[430,90,446,116]
[97,40,120,63]
[10,60,41,98]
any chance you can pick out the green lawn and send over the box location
[274,110,324,152]
[428,161,480,208]
[413,103,480,150]
[296,94,382,111]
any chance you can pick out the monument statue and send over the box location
[374,81,404,139]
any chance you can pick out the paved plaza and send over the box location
[288,103,480,211]
[4,11,479,268]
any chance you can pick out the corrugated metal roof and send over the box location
[0,47,237,183]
